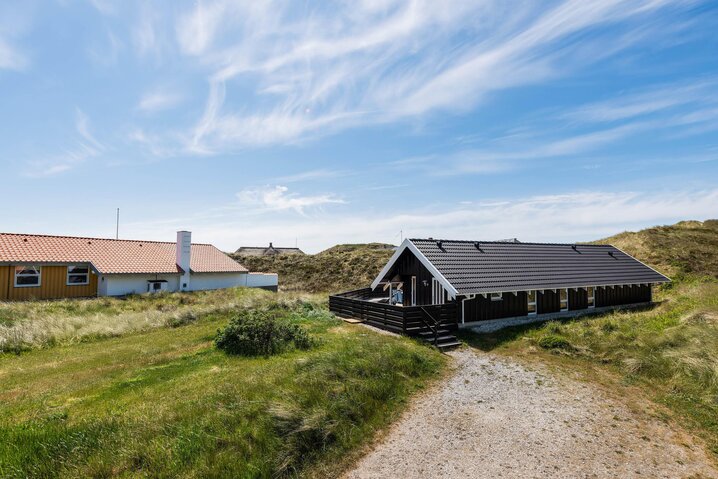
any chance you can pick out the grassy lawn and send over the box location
[0,292,445,478]
[461,277,718,455]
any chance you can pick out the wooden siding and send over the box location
[537,289,561,314]
[1,265,98,301]
[569,288,588,310]
[595,284,651,307]
[380,249,436,305]
[0,266,9,300]
[463,292,528,322]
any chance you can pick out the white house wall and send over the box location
[100,274,180,296]
[188,272,248,292]
[246,273,279,290]
[98,271,276,296]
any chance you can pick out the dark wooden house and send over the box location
[329,238,670,350]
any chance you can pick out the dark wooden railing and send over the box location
[329,288,458,336]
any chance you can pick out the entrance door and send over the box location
[411,276,417,306]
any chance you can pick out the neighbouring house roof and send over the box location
[372,238,670,297]
[0,233,248,275]
[235,242,305,256]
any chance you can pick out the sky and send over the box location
[1,0,717,253]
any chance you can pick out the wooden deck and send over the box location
[329,288,461,350]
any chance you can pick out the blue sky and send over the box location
[1,0,717,252]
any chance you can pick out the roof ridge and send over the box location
[409,238,612,247]
[0,232,213,246]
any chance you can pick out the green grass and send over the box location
[0,298,444,478]
[462,277,718,454]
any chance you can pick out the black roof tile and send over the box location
[410,238,670,294]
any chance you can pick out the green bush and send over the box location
[215,310,313,356]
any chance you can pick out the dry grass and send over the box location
[0,288,324,353]
[595,219,718,279]
[231,243,395,293]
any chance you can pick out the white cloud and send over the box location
[122,187,718,253]
[236,185,344,214]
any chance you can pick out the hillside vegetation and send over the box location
[595,219,718,278]
[231,243,395,293]
[469,219,718,455]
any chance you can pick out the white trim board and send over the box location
[370,239,459,300]
[609,244,672,282]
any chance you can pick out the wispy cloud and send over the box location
[25,109,105,177]
[0,36,27,70]
[166,0,692,154]
[137,89,182,113]
[236,185,344,214]
[0,4,31,71]
[87,29,122,67]
[272,169,350,183]
[564,80,718,123]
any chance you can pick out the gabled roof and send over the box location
[235,244,305,256]
[372,238,670,298]
[0,233,248,274]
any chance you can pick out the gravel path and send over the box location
[345,348,718,479]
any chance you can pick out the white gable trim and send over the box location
[609,244,672,282]
[370,239,459,300]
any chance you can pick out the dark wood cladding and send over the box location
[329,288,458,334]
[537,289,561,314]
[569,288,588,310]
[463,292,528,322]
[378,249,436,305]
[596,284,651,307]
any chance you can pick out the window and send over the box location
[587,287,595,308]
[431,278,445,305]
[560,288,568,311]
[490,292,503,301]
[527,290,536,315]
[67,265,90,285]
[14,265,41,287]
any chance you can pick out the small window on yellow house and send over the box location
[67,265,90,285]
[15,266,41,287]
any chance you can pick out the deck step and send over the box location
[338,316,365,324]
[434,339,462,350]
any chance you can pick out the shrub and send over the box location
[215,310,313,356]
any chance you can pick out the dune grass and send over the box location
[0,288,322,353]
[463,277,718,454]
[231,243,395,293]
[0,298,444,478]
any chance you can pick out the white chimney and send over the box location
[176,231,191,291]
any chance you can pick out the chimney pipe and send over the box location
[177,231,191,291]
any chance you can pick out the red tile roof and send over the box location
[0,233,248,274]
